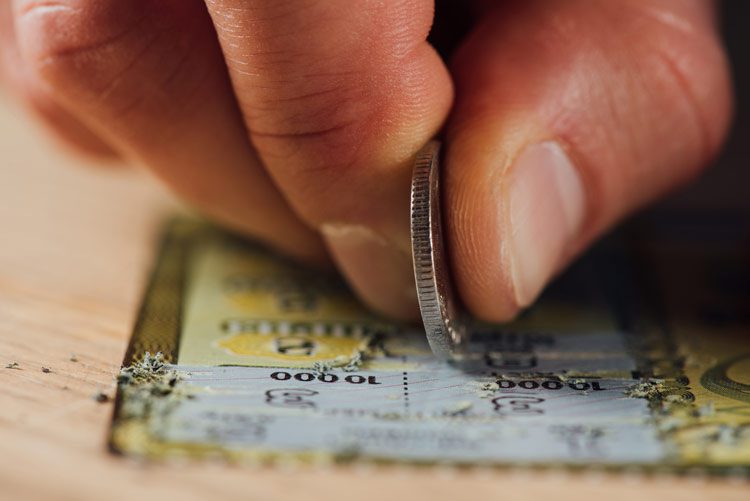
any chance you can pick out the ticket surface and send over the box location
[110,218,750,472]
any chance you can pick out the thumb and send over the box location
[445,0,733,321]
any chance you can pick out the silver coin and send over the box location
[410,141,467,357]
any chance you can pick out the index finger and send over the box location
[204,0,454,318]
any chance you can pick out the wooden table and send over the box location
[1,95,747,501]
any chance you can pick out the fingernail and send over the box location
[507,141,585,307]
[320,224,419,320]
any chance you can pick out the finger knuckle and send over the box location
[243,84,372,171]
[15,0,211,120]
[16,1,143,88]
[208,0,436,174]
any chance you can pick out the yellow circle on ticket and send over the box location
[215,321,368,367]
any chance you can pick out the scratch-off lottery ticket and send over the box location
[110,218,750,473]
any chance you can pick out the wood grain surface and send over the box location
[0,95,747,501]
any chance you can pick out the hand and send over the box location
[2,0,732,321]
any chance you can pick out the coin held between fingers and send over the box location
[410,140,467,357]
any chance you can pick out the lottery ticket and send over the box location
[109,218,750,472]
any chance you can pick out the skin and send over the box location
[2,0,733,322]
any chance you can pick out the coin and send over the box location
[410,141,467,357]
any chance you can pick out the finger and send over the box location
[204,0,453,319]
[0,1,116,158]
[445,0,732,321]
[13,0,328,263]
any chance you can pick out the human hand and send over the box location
[2,0,732,321]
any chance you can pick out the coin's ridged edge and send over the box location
[409,141,463,357]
